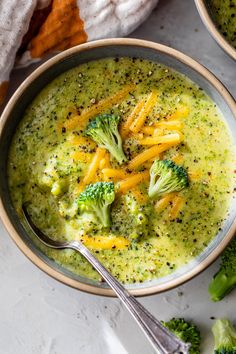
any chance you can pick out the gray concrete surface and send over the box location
[0,0,235,353]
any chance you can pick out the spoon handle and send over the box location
[70,241,190,354]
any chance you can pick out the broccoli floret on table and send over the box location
[209,237,236,301]
[162,318,201,354]
[77,182,115,228]
[212,318,236,354]
[85,114,127,164]
[148,159,189,199]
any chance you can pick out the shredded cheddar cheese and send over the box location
[188,170,202,181]
[64,84,135,130]
[138,132,183,146]
[120,100,145,138]
[166,106,189,120]
[130,91,158,133]
[155,120,183,130]
[131,188,148,203]
[128,142,179,169]
[142,126,156,135]
[171,153,184,164]
[70,151,93,163]
[82,147,106,185]
[118,170,149,194]
[68,135,96,148]
[169,195,185,219]
[81,235,130,250]
[102,168,129,180]
[155,192,177,212]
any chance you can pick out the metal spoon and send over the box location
[22,204,190,354]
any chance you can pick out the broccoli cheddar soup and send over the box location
[209,0,236,49]
[8,57,235,284]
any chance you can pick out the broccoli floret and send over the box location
[209,237,236,301]
[162,318,201,354]
[212,319,236,354]
[85,114,127,164]
[77,182,115,227]
[148,159,189,198]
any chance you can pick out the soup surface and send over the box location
[209,0,236,49]
[8,57,234,283]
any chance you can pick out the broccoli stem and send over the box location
[93,205,111,227]
[212,319,236,351]
[85,114,127,164]
[109,136,127,164]
[149,172,171,198]
[209,268,236,302]
[148,159,189,199]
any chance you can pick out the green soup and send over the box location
[8,57,234,283]
[209,0,236,48]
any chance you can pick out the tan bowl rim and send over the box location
[194,0,236,61]
[1,38,236,297]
